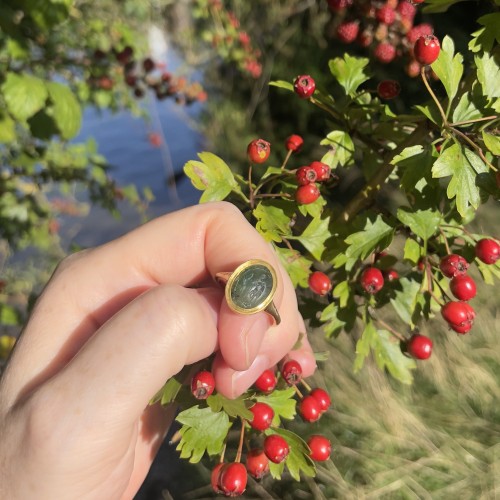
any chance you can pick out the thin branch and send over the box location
[439,226,451,255]
[420,67,448,125]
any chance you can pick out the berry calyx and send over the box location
[254,369,277,393]
[310,388,331,413]
[439,254,469,278]
[285,134,304,152]
[219,462,247,497]
[296,166,317,186]
[249,402,274,431]
[360,267,385,294]
[299,395,322,423]
[414,35,440,65]
[293,75,316,98]
[308,435,332,461]
[441,301,475,329]
[450,275,477,301]
[309,161,331,182]
[295,183,320,204]
[406,334,433,360]
[281,359,302,385]
[247,139,271,164]
[377,80,401,99]
[264,434,289,464]
[308,271,332,296]
[191,370,215,400]
[475,238,500,265]
[245,449,269,479]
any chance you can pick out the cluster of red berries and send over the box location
[89,45,207,104]
[326,0,438,76]
[204,0,263,78]
[295,161,332,205]
[439,239,499,334]
[191,361,332,497]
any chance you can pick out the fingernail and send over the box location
[244,313,273,367]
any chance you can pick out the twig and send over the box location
[439,226,451,255]
[420,67,448,125]
[235,419,245,463]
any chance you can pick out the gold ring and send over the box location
[215,259,281,325]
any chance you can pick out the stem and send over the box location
[300,378,312,392]
[421,67,448,125]
[425,260,444,307]
[248,164,254,209]
[337,121,428,222]
[280,149,293,170]
[369,312,406,342]
[293,384,304,398]
[449,115,498,127]
[439,226,451,255]
[235,419,246,463]
[253,192,292,200]
[450,127,497,171]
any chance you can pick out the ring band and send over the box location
[215,259,281,325]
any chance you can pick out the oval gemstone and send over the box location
[230,264,274,310]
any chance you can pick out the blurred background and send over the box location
[1,0,499,498]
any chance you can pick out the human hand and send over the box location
[0,201,315,500]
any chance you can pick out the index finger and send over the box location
[4,201,299,404]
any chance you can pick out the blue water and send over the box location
[66,55,204,247]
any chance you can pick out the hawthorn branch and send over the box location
[337,121,429,222]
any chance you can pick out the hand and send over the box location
[0,201,315,500]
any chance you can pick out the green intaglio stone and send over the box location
[230,264,274,310]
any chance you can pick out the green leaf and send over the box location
[253,201,293,243]
[475,52,500,101]
[452,92,482,125]
[0,113,16,143]
[432,144,488,217]
[482,131,500,155]
[332,280,350,308]
[269,80,294,91]
[275,247,311,288]
[293,216,330,261]
[176,406,232,463]
[354,320,376,373]
[329,54,370,96]
[320,130,355,167]
[344,216,394,271]
[396,208,441,243]
[266,427,316,481]
[469,14,500,53]
[206,394,253,420]
[414,103,441,125]
[430,35,463,103]
[319,302,347,338]
[2,73,48,121]
[403,238,421,264]
[46,82,82,139]
[0,304,21,326]
[184,152,239,203]
[390,277,422,327]
[297,195,326,218]
[150,376,182,405]
[255,387,297,425]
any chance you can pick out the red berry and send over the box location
[285,134,304,152]
[281,359,302,385]
[360,267,385,294]
[219,462,247,497]
[249,402,274,431]
[376,6,396,24]
[414,35,440,65]
[264,434,289,464]
[191,370,215,400]
[384,269,399,282]
[450,275,477,301]
[337,21,359,43]
[397,1,416,20]
[441,301,475,327]
[254,369,277,393]
[308,435,332,461]
[327,0,352,11]
[211,463,225,494]
[295,183,320,204]
[299,395,322,423]
[142,57,155,72]
[449,322,472,334]
[293,75,316,98]
[475,238,500,264]
[406,59,422,78]
[309,161,331,182]
[245,449,269,479]
[357,30,373,47]
[374,42,396,63]
[439,254,469,278]
[310,388,331,413]
[308,271,332,296]
[407,23,433,44]
[247,138,271,164]
[296,166,317,186]
[377,80,401,99]
[406,334,433,360]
